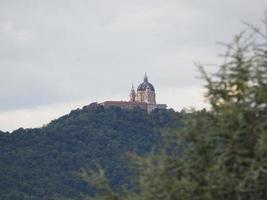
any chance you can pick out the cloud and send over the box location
[0,100,87,132]
[0,0,266,131]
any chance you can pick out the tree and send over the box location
[85,18,267,200]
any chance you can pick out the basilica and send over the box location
[101,73,167,113]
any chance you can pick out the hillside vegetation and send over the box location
[0,105,184,200]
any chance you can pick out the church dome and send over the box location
[137,74,155,92]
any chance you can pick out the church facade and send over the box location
[101,74,167,113]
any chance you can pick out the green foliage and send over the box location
[0,106,183,200]
[86,22,267,200]
[77,167,119,200]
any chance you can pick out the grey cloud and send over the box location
[0,0,266,113]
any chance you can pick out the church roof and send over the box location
[101,101,148,110]
[137,73,155,92]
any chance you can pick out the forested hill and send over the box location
[0,104,184,200]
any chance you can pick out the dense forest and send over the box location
[0,105,184,200]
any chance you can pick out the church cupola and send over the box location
[137,73,155,92]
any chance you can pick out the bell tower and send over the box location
[129,84,136,102]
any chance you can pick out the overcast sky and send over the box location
[0,0,266,131]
